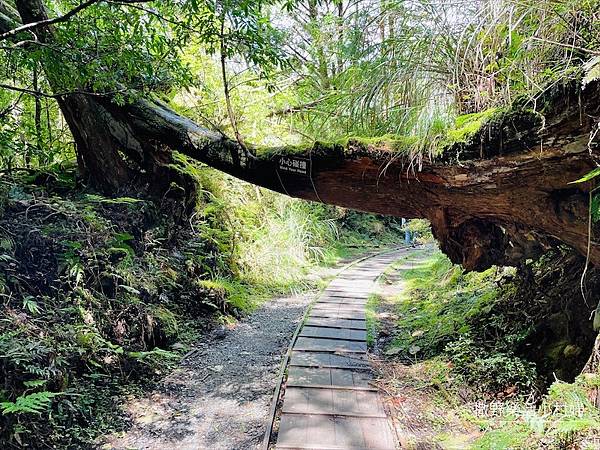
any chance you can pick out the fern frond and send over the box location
[0,391,59,416]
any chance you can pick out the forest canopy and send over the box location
[3,0,599,158]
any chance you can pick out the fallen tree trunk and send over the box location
[111,82,600,271]
[5,0,600,271]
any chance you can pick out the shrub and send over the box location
[446,335,538,395]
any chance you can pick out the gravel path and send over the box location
[104,292,312,450]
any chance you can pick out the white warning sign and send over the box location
[278,156,310,176]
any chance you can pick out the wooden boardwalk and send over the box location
[275,250,404,450]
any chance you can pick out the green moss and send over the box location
[365,294,381,347]
[311,109,504,159]
[256,143,313,157]
[256,134,419,159]
[579,372,600,389]
[339,134,419,153]
[471,423,533,450]
[256,102,546,162]
[446,108,499,144]
[544,339,569,366]
[254,108,508,160]
[169,151,204,179]
[149,306,179,338]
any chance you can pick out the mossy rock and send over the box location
[545,339,570,364]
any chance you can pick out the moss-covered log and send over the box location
[113,81,600,271]
[6,0,600,271]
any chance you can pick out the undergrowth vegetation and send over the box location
[376,247,600,449]
[0,166,402,448]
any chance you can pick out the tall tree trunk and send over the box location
[14,0,200,213]
[308,0,330,89]
[32,63,41,166]
[336,1,344,75]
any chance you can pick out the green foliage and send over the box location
[183,0,286,75]
[108,232,135,266]
[365,294,381,347]
[197,277,258,313]
[1,391,59,416]
[0,167,402,447]
[2,0,598,446]
[378,247,600,447]
[128,348,180,366]
[401,219,433,244]
[446,336,537,393]
[2,0,598,173]
[233,199,338,286]
[387,251,500,358]
[569,167,600,222]
[471,423,533,450]
[22,296,41,315]
[542,380,600,433]
[185,169,403,290]
[0,181,206,447]
[384,249,540,396]
[570,167,600,184]
[470,376,600,448]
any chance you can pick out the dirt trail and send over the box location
[103,292,311,450]
[370,249,481,449]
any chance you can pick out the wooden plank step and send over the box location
[287,367,375,390]
[309,310,366,320]
[312,304,365,313]
[277,414,396,449]
[325,291,369,296]
[326,285,373,291]
[329,278,374,283]
[289,351,370,369]
[315,297,367,306]
[323,293,371,298]
[333,274,375,277]
[314,301,365,308]
[294,337,367,353]
[329,278,373,282]
[310,303,365,319]
[337,271,382,276]
[305,317,366,330]
[324,291,371,296]
[282,387,386,417]
[300,326,366,341]
[322,292,371,299]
